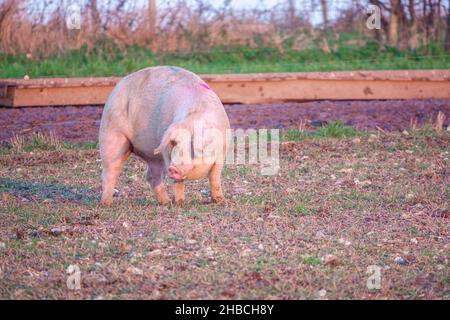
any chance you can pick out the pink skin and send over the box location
[168,165,183,180]
[201,82,211,90]
[99,66,230,206]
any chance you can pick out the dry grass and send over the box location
[10,131,61,153]
[435,111,446,135]
[0,130,448,299]
[0,0,312,59]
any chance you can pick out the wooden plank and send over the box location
[209,79,450,104]
[12,86,114,107]
[1,70,449,107]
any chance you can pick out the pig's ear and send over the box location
[154,124,181,155]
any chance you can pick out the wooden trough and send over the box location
[0,69,449,107]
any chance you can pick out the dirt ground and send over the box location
[0,129,448,299]
[0,99,449,299]
[1,99,449,143]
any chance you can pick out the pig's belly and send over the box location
[129,131,161,162]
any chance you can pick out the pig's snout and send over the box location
[168,165,184,181]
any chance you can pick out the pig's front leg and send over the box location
[146,160,171,205]
[174,181,185,207]
[209,163,225,204]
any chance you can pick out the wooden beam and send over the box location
[0,70,449,107]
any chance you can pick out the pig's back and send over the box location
[103,66,224,159]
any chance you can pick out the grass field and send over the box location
[0,126,448,299]
[1,41,449,78]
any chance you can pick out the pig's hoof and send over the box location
[175,199,185,207]
[212,196,225,204]
[100,198,113,206]
[158,199,171,206]
[156,194,171,206]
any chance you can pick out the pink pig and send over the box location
[99,66,230,206]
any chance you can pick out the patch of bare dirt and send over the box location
[0,99,449,143]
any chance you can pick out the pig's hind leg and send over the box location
[100,133,131,206]
[146,160,171,205]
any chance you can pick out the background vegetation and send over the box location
[0,0,449,77]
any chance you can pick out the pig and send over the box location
[99,66,230,206]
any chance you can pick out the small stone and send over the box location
[351,137,361,145]
[315,230,326,239]
[30,230,40,238]
[50,227,63,236]
[204,247,214,257]
[317,289,327,297]
[394,256,409,265]
[354,179,371,186]
[126,266,143,276]
[0,242,6,250]
[186,239,197,245]
[410,238,418,244]
[130,252,143,262]
[122,221,131,230]
[148,249,162,258]
[368,134,378,142]
[241,248,252,257]
[402,130,409,136]
[338,238,351,246]
[257,244,264,251]
[406,193,415,200]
